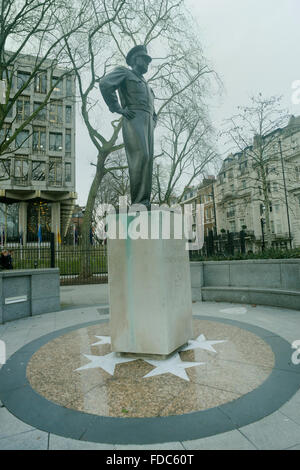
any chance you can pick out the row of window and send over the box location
[6,70,73,96]
[0,158,72,185]
[218,163,286,184]
[5,97,73,124]
[220,180,283,196]
[0,126,73,153]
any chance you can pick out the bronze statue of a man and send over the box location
[99,45,156,209]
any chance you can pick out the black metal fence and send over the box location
[2,237,108,285]
[190,229,255,260]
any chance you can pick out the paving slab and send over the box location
[0,430,48,450]
[182,429,257,450]
[49,434,114,450]
[279,390,300,425]
[239,411,300,450]
[0,407,36,439]
[114,442,185,451]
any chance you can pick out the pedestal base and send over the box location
[107,211,193,356]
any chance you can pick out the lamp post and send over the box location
[278,139,292,249]
[211,183,217,236]
[260,216,265,251]
[260,203,266,252]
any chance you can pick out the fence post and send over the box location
[227,231,234,255]
[208,230,214,256]
[240,230,246,254]
[50,232,55,268]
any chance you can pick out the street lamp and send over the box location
[260,216,265,251]
[260,204,265,252]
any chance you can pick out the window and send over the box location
[49,158,62,185]
[49,100,62,124]
[273,182,278,192]
[228,170,233,179]
[240,161,248,171]
[34,71,47,94]
[275,203,280,213]
[49,132,62,151]
[52,76,62,94]
[227,203,235,218]
[296,166,300,182]
[32,161,46,181]
[16,96,30,121]
[229,220,236,232]
[15,130,30,149]
[66,105,72,124]
[239,219,245,229]
[271,221,275,233]
[33,102,47,121]
[14,159,29,180]
[242,180,246,189]
[65,129,71,152]
[0,159,11,179]
[66,76,73,96]
[33,127,46,152]
[65,162,71,182]
[17,71,31,90]
[276,222,282,234]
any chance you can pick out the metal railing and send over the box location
[1,239,108,285]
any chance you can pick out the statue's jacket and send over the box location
[99,66,156,121]
[99,66,156,206]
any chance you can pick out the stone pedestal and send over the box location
[107,211,192,356]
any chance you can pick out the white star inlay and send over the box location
[91,336,111,346]
[142,353,205,381]
[75,332,227,381]
[180,334,227,353]
[75,352,136,375]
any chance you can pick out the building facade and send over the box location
[215,115,300,251]
[0,53,76,243]
[182,116,300,253]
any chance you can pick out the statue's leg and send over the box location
[122,111,153,207]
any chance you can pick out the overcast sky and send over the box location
[76,0,300,206]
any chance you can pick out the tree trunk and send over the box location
[80,154,106,278]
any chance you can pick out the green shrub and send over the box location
[190,247,300,262]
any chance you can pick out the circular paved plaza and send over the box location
[1,305,299,446]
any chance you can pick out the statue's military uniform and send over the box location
[99,65,156,207]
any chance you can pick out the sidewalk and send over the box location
[0,285,300,450]
[60,284,109,310]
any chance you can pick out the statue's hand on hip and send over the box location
[118,107,136,120]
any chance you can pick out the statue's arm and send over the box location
[99,66,126,113]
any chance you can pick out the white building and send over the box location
[215,115,300,250]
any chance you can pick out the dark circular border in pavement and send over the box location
[0,315,299,445]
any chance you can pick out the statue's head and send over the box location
[126,45,152,75]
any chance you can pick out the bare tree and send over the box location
[223,94,294,248]
[154,91,219,205]
[65,0,219,248]
[0,0,101,159]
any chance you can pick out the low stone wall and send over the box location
[0,268,60,323]
[190,259,300,310]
